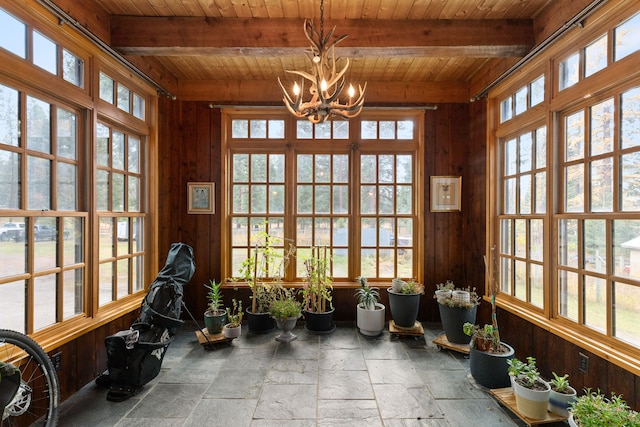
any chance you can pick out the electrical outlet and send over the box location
[579,352,589,374]
[51,352,62,371]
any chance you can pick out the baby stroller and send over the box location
[97,242,195,402]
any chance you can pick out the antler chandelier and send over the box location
[278,0,366,123]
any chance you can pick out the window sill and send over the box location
[492,295,640,377]
[30,295,144,353]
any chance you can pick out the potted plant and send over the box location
[507,357,551,420]
[435,280,480,344]
[568,388,640,427]
[230,227,294,334]
[355,276,385,336]
[301,246,334,333]
[387,277,424,328]
[269,289,302,343]
[548,372,577,417]
[463,322,495,351]
[204,279,226,334]
[467,246,515,389]
[223,298,243,339]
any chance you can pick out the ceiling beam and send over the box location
[111,17,533,58]
[176,80,469,104]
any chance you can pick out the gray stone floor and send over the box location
[57,321,558,426]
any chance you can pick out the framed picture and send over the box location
[430,176,461,212]
[188,182,215,214]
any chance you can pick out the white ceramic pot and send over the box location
[356,303,386,336]
[548,385,577,417]
[223,323,241,338]
[391,278,406,293]
[434,289,452,302]
[568,413,579,427]
[512,376,551,420]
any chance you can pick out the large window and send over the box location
[225,110,422,284]
[0,5,152,336]
[491,3,640,373]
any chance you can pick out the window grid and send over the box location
[225,113,421,283]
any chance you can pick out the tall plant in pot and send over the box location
[204,280,226,334]
[507,357,551,420]
[387,277,424,328]
[230,227,295,334]
[434,280,480,344]
[466,246,515,389]
[301,246,334,333]
[223,299,243,338]
[355,276,385,336]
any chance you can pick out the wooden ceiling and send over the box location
[53,0,596,103]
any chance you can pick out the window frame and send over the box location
[221,108,424,286]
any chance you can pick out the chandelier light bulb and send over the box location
[293,82,300,96]
[320,79,327,92]
[348,84,355,97]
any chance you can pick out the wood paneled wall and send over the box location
[156,99,488,321]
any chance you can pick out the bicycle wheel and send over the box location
[0,329,59,426]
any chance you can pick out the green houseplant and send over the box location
[204,279,226,334]
[223,299,243,339]
[230,226,295,334]
[301,246,334,333]
[467,246,515,389]
[355,276,385,336]
[387,277,424,328]
[270,288,302,343]
[568,388,640,427]
[507,357,551,420]
[548,372,577,417]
[435,280,480,344]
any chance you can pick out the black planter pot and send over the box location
[438,304,477,344]
[304,308,335,333]
[246,308,276,334]
[469,342,515,389]
[387,288,420,328]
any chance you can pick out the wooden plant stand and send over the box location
[195,328,235,351]
[490,387,567,427]
[389,320,424,337]
[432,333,470,355]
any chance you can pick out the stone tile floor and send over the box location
[57,321,569,426]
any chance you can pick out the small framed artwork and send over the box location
[430,176,462,212]
[187,182,215,214]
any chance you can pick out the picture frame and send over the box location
[430,176,461,212]
[187,182,215,214]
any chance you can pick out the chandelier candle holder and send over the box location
[278,0,366,123]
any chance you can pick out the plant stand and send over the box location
[490,388,566,427]
[389,320,424,337]
[432,332,470,355]
[194,328,236,351]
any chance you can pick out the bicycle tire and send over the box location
[0,329,59,426]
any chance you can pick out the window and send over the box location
[490,3,640,374]
[225,111,422,284]
[96,122,145,307]
[499,75,545,123]
[99,71,146,120]
[0,5,152,337]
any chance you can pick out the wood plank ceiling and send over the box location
[57,0,595,103]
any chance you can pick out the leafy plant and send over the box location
[270,297,302,319]
[205,279,224,313]
[569,388,640,427]
[301,246,333,313]
[463,322,498,351]
[550,372,571,393]
[355,276,380,310]
[228,224,296,314]
[434,280,480,309]
[507,357,546,390]
[226,299,243,327]
[392,277,425,295]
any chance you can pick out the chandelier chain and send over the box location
[319,0,324,41]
